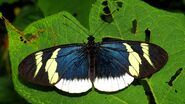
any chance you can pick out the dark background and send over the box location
[0,0,184,103]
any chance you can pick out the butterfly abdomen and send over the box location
[87,35,96,81]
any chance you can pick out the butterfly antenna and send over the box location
[62,15,89,35]
[91,8,119,36]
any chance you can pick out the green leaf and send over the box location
[7,0,185,104]
[37,0,95,28]
[0,12,2,17]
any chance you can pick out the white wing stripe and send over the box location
[55,78,92,93]
[93,73,134,92]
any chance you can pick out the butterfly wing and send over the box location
[93,41,168,92]
[19,44,92,93]
[122,41,168,77]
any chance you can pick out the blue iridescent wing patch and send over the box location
[19,36,168,93]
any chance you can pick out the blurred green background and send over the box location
[0,0,184,103]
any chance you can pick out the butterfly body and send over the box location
[19,36,168,93]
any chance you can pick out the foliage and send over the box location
[2,0,185,104]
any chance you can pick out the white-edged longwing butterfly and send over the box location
[19,35,168,93]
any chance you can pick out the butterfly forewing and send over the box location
[19,44,92,93]
[120,41,168,78]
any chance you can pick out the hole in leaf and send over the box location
[100,14,113,23]
[100,1,120,23]
[140,80,156,104]
[167,68,183,86]
[103,6,111,14]
[175,89,177,93]
[145,28,150,42]
[102,0,108,6]
[116,1,123,8]
[23,41,27,43]
[131,19,137,34]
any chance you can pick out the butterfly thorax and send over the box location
[87,35,96,52]
[87,35,95,45]
[87,36,96,81]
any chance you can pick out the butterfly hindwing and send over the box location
[19,44,92,93]
[94,41,167,92]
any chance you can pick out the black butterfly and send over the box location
[19,36,168,93]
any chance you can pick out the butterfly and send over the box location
[19,35,168,93]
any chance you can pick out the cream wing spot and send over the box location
[34,51,43,77]
[50,72,59,84]
[129,66,139,76]
[141,43,154,66]
[128,54,140,76]
[45,48,61,84]
[123,43,141,76]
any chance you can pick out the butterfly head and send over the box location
[87,35,95,45]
